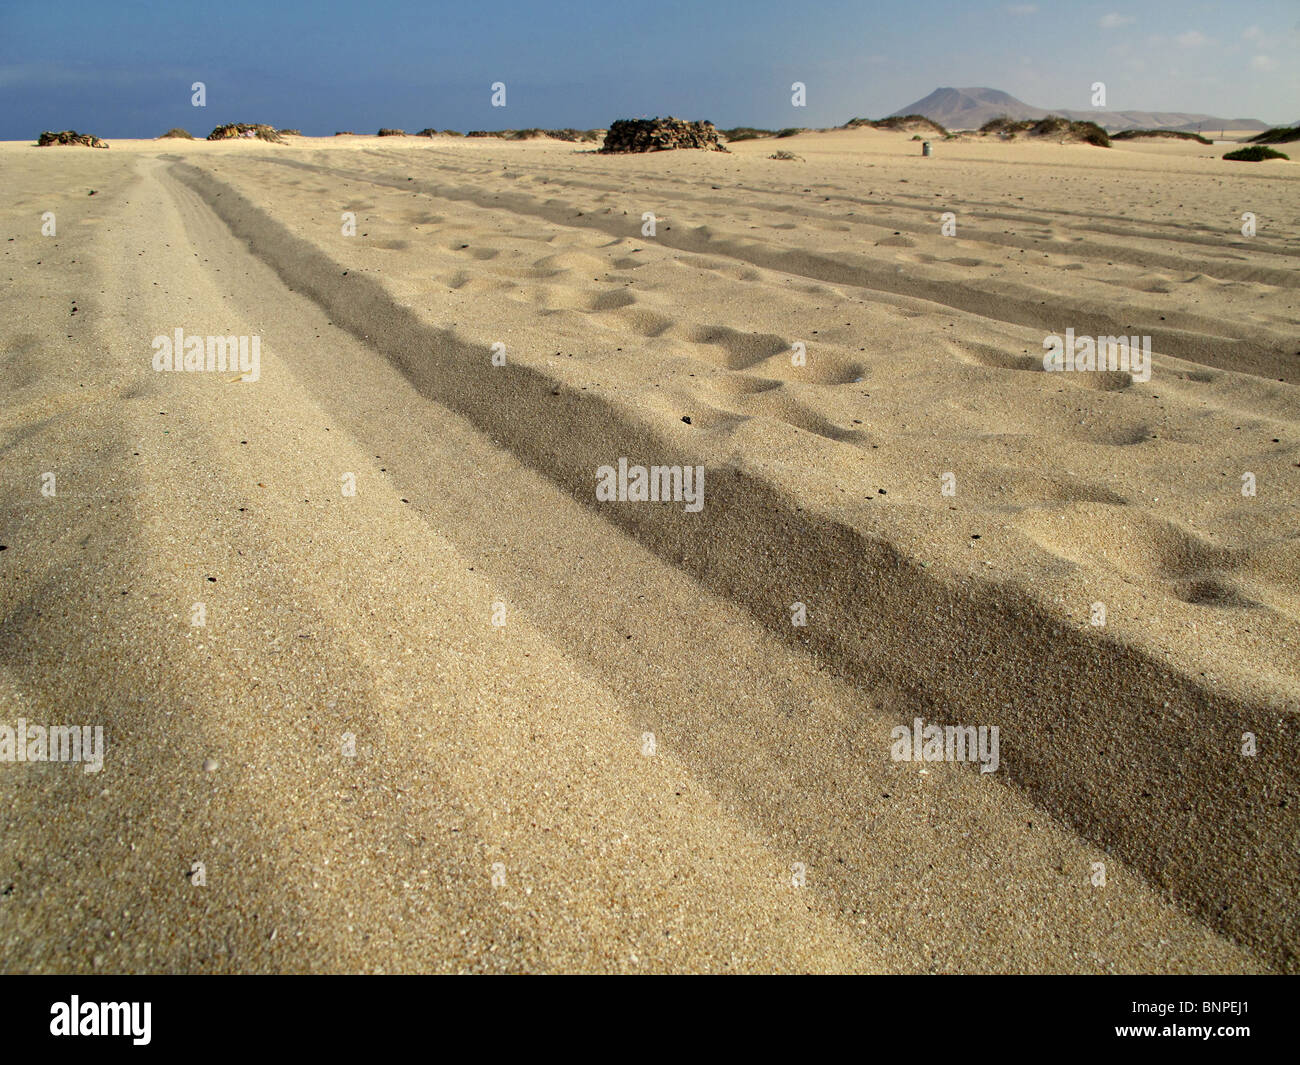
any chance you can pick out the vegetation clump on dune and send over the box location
[842,114,948,136]
[1111,129,1211,144]
[334,131,355,136]
[1248,126,1300,145]
[208,123,284,143]
[769,150,803,161]
[600,117,729,153]
[158,127,195,139]
[38,130,109,148]
[723,117,949,141]
[979,115,1110,146]
[463,128,600,141]
[1223,145,1289,161]
[377,128,406,136]
[532,128,603,142]
[277,129,302,136]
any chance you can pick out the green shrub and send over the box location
[1223,145,1289,161]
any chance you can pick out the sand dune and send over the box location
[1,128,1295,972]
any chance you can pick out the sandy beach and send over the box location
[1,127,1296,973]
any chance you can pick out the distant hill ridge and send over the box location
[890,87,1270,133]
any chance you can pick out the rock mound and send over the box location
[158,128,195,140]
[600,117,728,153]
[208,123,284,143]
[38,130,108,148]
[277,129,302,137]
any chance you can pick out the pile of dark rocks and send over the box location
[600,117,728,153]
[38,130,109,148]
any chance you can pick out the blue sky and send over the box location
[1,0,1295,138]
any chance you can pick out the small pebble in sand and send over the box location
[203,758,219,772]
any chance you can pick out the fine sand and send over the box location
[0,127,1296,972]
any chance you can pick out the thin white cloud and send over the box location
[1100,13,1135,30]
[1249,55,1277,71]
[1175,30,1210,48]
[1005,4,1038,14]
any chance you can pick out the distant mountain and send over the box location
[890,87,1269,133]
[891,87,1047,129]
